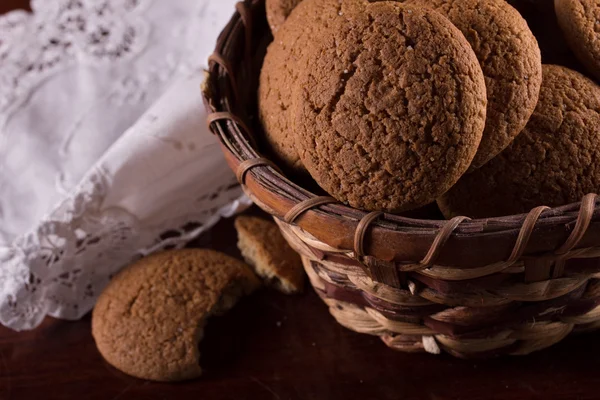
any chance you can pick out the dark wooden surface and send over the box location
[2,1,600,399]
[0,0,30,14]
[1,211,600,400]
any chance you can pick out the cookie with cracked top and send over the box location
[91,249,259,382]
[259,0,361,174]
[555,0,600,82]
[438,65,600,218]
[405,0,542,169]
[292,1,487,213]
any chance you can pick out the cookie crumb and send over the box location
[235,216,305,294]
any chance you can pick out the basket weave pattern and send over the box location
[203,0,600,358]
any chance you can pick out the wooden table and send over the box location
[2,211,600,400]
[2,1,600,399]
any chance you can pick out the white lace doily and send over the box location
[0,0,249,331]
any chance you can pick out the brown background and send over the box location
[1,1,600,399]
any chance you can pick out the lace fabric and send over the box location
[0,0,246,331]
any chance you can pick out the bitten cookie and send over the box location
[293,2,487,212]
[92,249,259,382]
[406,0,542,169]
[266,0,303,34]
[235,216,304,294]
[259,0,365,174]
[438,65,600,218]
[555,0,600,81]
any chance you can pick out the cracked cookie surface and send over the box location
[92,249,259,382]
[266,0,303,33]
[555,0,600,82]
[406,0,542,169]
[259,0,376,175]
[292,2,487,212]
[438,65,600,218]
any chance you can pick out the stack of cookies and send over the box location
[259,0,600,218]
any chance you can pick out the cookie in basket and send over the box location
[235,215,304,294]
[507,0,584,70]
[259,0,361,174]
[293,1,487,212]
[266,0,303,33]
[405,0,542,169]
[555,0,600,81]
[91,249,259,382]
[438,65,600,218]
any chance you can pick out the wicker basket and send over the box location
[202,0,600,358]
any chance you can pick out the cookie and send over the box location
[405,0,542,169]
[266,0,303,34]
[235,215,304,294]
[92,249,259,382]
[507,0,584,70]
[438,65,600,219]
[293,2,487,212]
[259,0,364,174]
[555,0,600,81]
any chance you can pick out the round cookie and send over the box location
[92,249,259,382]
[259,0,365,174]
[293,2,487,213]
[438,65,600,219]
[405,0,543,169]
[266,0,303,34]
[507,0,584,70]
[555,0,600,82]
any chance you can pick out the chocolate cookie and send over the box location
[555,0,600,81]
[259,0,364,174]
[235,215,304,294]
[438,65,600,218]
[406,0,542,169]
[92,249,259,382]
[293,2,487,212]
[266,0,303,34]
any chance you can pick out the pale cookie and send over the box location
[555,0,600,81]
[293,2,487,212]
[438,65,600,218]
[92,249,259,382]
[266,0,303,34]
[235,215,304,294]
[406,0,542,169]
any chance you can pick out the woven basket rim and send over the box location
[202,0,600,269]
